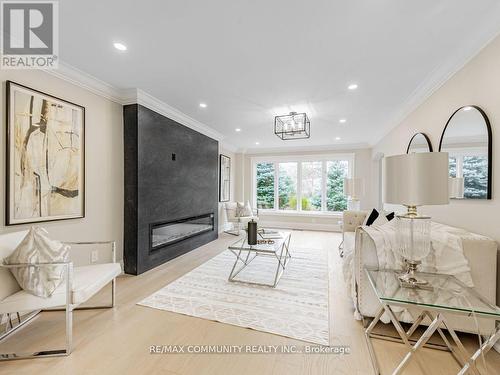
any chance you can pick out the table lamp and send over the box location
[343,177,364,211]
[384,152,449,288]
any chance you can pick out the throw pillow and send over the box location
[385,211,395,221]
[236,201,253,217]
[364,209,379,226]
[3,227,70,298]
[372,214,389,226]
[364,209,395,226]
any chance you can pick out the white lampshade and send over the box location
[343,177,364,199]
[384,152,449,206]
[449,177,464,199]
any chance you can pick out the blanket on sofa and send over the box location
[345,220,474,322]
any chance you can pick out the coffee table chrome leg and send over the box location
[424,312,472,372]
[392,313,444,375]
[457,323,500,375]
[364,306,385,375]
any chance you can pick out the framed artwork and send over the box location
[6,81,85,225]
[219,154,231,202]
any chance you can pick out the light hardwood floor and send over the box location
[1,231,499,375]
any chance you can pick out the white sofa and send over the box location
[342,210,498,335]
[0,230,121,360]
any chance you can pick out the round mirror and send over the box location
[439,106,492,199]
[406,133,432,153]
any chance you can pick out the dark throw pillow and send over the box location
[365,209,379,226]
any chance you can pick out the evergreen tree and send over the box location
[463,156,487,199]
[326,162,347,211]
[256,163,275,208]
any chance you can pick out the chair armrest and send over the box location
[342,210,368,233]
[62,241,116,266]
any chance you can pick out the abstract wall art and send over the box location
[6,81,85,225]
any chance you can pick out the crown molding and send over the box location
[45,61,226,142]
[45,61,125,103]
[243,142,370,155]
[371,24,500,147]
[124,88,225,141]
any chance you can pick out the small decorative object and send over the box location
[384,152,449,288]
[6,81,85,225]
[274,112,310,140]
[343,178,364,211]
[247,219,257,245]
[219,154,231,202]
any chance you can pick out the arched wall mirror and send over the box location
[406,133,433,153]
[439,105,492,199]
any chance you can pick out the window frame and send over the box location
[251,153,355,215]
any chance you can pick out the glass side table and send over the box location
[364,268,500,375]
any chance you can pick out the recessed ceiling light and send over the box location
[463,106,473,111]
[255,142,260,145]
[339,118,347,124]
[335,137,341,141]
[113,42,127,51]
[199,103,207,108]
[348,83,358,90]
[235,128,241,132]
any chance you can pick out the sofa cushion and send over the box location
[3,227,69,298]
[0,263,121,314]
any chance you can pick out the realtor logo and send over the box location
[1,1,58,69]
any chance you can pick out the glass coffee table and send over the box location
[227,230,291,288]
[364,268,500,375]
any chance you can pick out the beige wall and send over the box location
[372,34,500,303]
[233,147,375,230]
[0,71,124,260]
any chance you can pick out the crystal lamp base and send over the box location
[398,260,434,291]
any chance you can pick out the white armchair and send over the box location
[223,202,259,235]
[0,230,121,361]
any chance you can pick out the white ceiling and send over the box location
[59,1,500,152]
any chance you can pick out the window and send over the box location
[448,153,488,199]
[256,162,274,209]
[278,162,297,210]
[301,161,322,211]
[326,160,348,212]
[463,156,487,199]
[253,154,353,214]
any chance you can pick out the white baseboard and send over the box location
[259,220,340,232]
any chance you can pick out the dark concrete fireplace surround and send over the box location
[123,104,219,275]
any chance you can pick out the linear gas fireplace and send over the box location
[150,213,215,251]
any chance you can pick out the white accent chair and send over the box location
[223,202,259,235]
[0,230,121,360]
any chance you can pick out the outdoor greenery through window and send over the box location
[448,155,488,199]
[255,157,350,213]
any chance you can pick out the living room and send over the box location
[1,1,500,374]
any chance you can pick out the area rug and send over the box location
[138,246,329,345]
